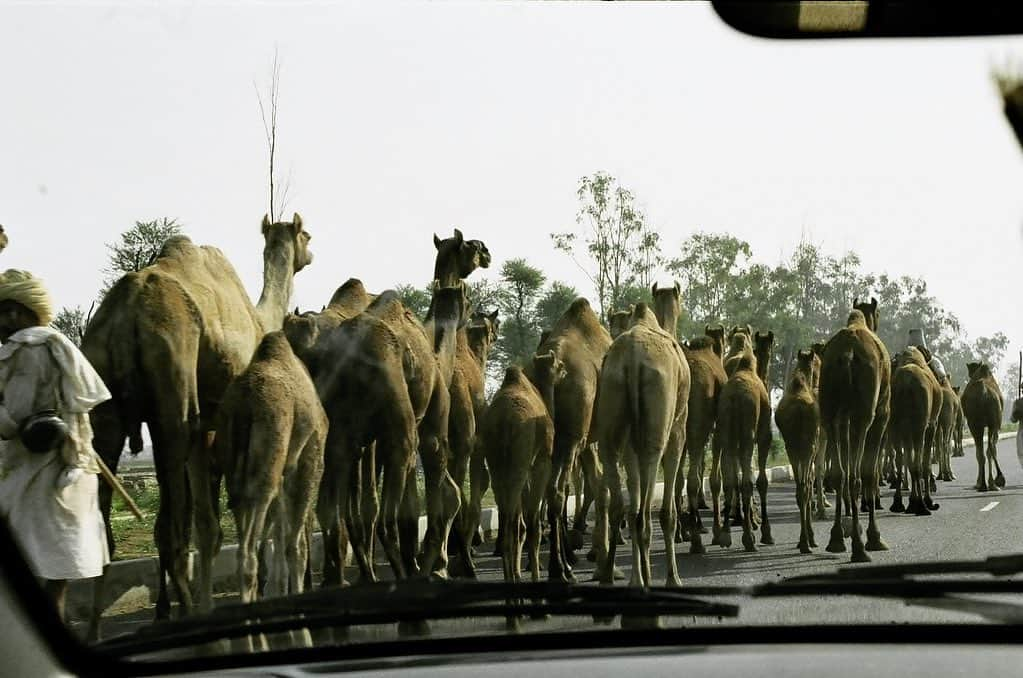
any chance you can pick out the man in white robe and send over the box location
[0,270,111,620]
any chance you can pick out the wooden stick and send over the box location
[93,453,144,521]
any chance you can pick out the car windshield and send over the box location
[3,0,1023,664]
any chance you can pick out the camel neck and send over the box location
[655,305,679,341]
[255,239,295,333]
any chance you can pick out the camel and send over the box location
[609,307,634,339]
[960,361,1005,491]
[650,283,723,552]
[751,329,776,545]
[535,298,611,581]
[482,352,563,596]
[775,349,821,553]
[449,308,500,578]
[714,340,767,552]
[933,372,957,483]
[951,386,966,457]
[888,347,941,515]
[313,283,466,584]
[283,278,373,370]
[809,341,831,519]
[724,326,753,377]
[705,324,726,360]
[214,331,326,620]
[0,225,7,254]
[432,228,491,286]
[593,303,689,588]
[83,214,312,633]
[818,305,891,563]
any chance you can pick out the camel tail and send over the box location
[628,359,648,457]
[222,399,252,512]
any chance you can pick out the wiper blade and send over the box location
[755,553,1023,598]
[94,579,741,657]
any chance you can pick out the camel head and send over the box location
[531,349,568,400]
[794,348,817,384]
[754,330,775,354]
[651,281,682,331]
[1012,397,1023,423]
[609,306,634,339]
[728,324,752,342]
[0,225,7,254]
[262,213,313,273]
[895,346,928,369]
[282,309,322,365]
[727,329,752,357]
[852,296,879,332]
[467,307,500,356]
[704,324,726,358]
[810,341,826,360]
[432,228,491,285]
[536,329,552,350]
[966,361,982,380]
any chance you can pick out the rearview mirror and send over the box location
[713,1,1023,39]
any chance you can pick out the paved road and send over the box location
[90,436,1023,646]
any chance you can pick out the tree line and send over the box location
[54,171,1011,404]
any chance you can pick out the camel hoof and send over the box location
[865,537,889,551]
[718,532,733,548]
[925,499,940,511]
[913,504,931,517]
[742,534,756,552]
[472,530,483,547]
[809,535,818,548]
[690,540,706,555]
[996,473,1006,488]
[565,549,578,567]
[889,500,905,513]
[505,616,523,632]
[976,483,990,492]
[567,529,585,551]
[613,566,626,581]
[841,517,853,538]
[760,530,774,546]
[586,548,597,562]
[850,550,872,564]
[798,542,812,554]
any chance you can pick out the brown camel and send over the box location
[84,214,312,634]
[888,347,941,516]
[705,324,726,360]
[809,341,831,519]
[951,385,966,457]
[449,308,500,578]
[818,306,891,562]
[482,352,563,593]
[932,371,957,483]
[535,298,611,581]
[775,349,821,553]
[283,278,373,370]
[433,228,491,286]
[715,339,768,552]
[609,307,634,339]
[723,326,753,377]
[214,332,326,614]
[651,283,723,551]
[960,361,1006,491]
[593,304,689,587]
[313,283,465,584]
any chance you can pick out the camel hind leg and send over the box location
[971,424,989,491]
[825,417,847,554]
[659,425,684,587]
[989,427,1005,488]
[755,415,773,545]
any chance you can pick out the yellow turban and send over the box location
[0,270,54,326]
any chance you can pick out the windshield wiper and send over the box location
[94,579,741,657]
[754,553,1023,598]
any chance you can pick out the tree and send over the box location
[535,281,578,333]
[52,305,90,347]
[666,231,753,339]
[255,46,292,222]
[395,283,432,320]
[466,277,503,315]
[493,259,546,369]
[101,217,183,295]
[552,171,660,323]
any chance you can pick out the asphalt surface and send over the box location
[88,436,1023,651]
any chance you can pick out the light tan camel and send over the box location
[214,332,326,615]
[952,385,966,458]
[715,340,767,552]
[535,298,611,581]
[482,352,563,592]
[819,307,891,562]
[593,304,689,587]
[449,308,500,578]
[84,214,311,632]
[888,347,941,516]
[775,349,821,553]
[650,283,723,551]
[724,326,753,377]
[960,361,1006,491]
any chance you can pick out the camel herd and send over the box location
[75,216,1010,639]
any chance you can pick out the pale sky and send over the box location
[3,1,1023,360]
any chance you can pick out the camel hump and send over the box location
[550,297,602,336]
[501,365,527,388]
[153,234,196,261]
[629,303,660,329]
[253,331,294,363]
[328,278,369,308]
[846,309,868,328]
[366,289,407,323]
[687,336,713,351]
[733,352,757,374]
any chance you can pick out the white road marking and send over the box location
[980,502,999,512]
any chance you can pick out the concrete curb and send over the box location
[75,430,1018,622]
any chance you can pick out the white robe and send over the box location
[0,327,111,580]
